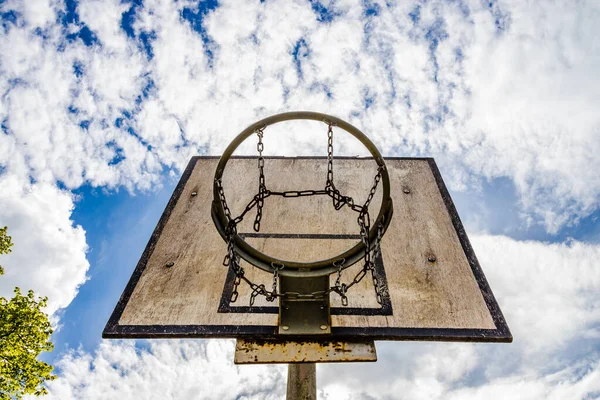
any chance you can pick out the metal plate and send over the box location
[103,157,512,342]
[234,339,377,364]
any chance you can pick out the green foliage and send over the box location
[0,227,56,399]
[0,226,14,276]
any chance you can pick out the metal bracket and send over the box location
[234,339,377,364]
[279,275,331,335]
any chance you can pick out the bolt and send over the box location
[191,191,197,196]
[282,325,289,331]
[428,256,436,263]
[166,262,175,268]
[403,188,411,194]
[320,325,328,330]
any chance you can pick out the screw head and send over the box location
[191,191,197,196]
[166,262,175,268]
[428,256,436,263]
[281,325,289,331]
[403,188,411,194]
[320,325,328,330]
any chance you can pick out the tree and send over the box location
[0,227,56,399]
[0,226,13,275]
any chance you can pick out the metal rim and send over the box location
[212,111,393,277]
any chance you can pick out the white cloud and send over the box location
[43,340,286,400]
[1,0,599,232]
[0,0,163,191]
[1,0,56,28]
[457,1,600,232]
[446,358,600,400]
[0,172,89,315]
[473,234,600,353]
[38,234,600,399]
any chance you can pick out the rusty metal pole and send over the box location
[287,363,316,400]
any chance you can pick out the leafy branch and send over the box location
[0,227,55,399]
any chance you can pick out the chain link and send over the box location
[216,122,386,306]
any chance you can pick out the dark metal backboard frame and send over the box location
[103,156,512,343]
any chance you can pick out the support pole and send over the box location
[287,363,316,400]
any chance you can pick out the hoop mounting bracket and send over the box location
[279,275,331,335]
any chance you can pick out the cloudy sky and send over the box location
[1,0,599,398]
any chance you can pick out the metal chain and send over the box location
[325,122,355,210]
[363,166,384,210]
[359,167,385,304]
[230,269,242,303]
[217,176,280,305]
[267,262,284,302]
[333,259,348,306]
[216,178,232,221]
[216,123,386,306]
[254,127,267,232]
[326,123,334,188]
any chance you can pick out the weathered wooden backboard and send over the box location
[103,157,511,342]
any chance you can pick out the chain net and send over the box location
[216,123,385,307]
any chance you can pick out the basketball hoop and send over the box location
[212,111,394,334]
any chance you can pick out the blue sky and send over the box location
[1,0,600,398]
[48,182,175,362]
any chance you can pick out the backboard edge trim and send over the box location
[165,156,435,160]
[102,324,512,342]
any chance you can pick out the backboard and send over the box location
[103,156,511,343]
